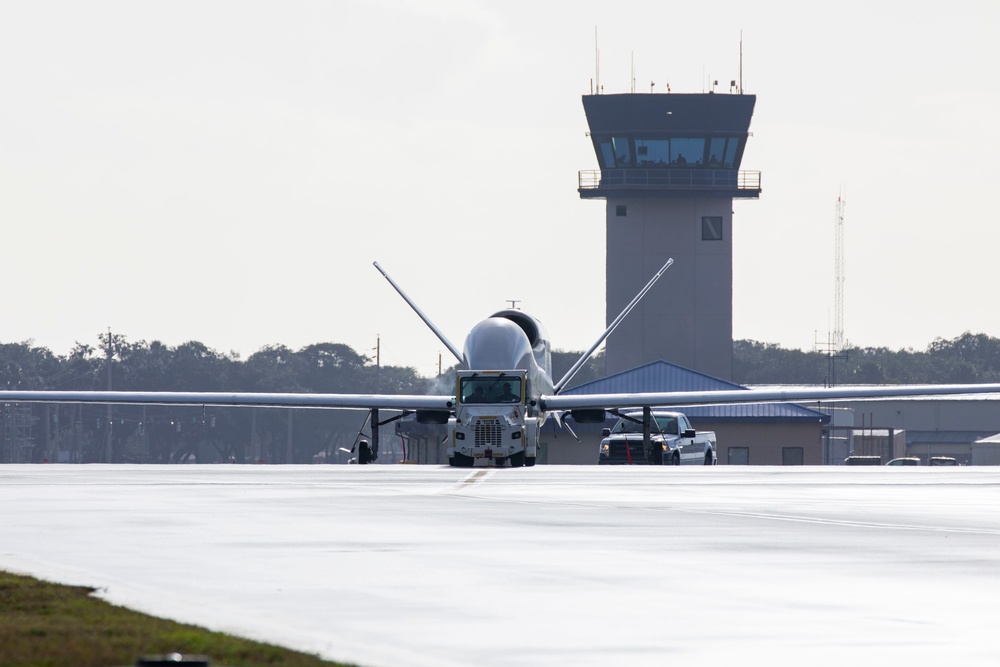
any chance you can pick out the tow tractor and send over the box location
[447,370,537,467]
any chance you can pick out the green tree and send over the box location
[551,349,605,389]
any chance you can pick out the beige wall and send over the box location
[704,422,825,465]
[605,197,734,380]
[542,433,601,465]
[971,443,1000,466]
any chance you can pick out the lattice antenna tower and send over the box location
[833,192,846,350]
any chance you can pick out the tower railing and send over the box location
[578,169,761,195]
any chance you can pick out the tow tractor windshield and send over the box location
[611,415,679,435]
[460,376,523,404]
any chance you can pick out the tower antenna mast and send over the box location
[833,191,846,351]
[594,27,600,94]
[739,30,743,94]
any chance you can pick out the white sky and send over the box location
[2,1,998,377]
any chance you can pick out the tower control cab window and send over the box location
[611,136,631,166]
[595,136,744,169]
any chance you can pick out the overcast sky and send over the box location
[2,1,998,376]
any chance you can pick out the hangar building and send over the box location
[540,360,829,465]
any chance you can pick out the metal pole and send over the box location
[643,406,656,464]
[286,409,293,464]
[251,409,260,463]
[105,328,113,463]
[44,404,51,462]
[371,408,379,463]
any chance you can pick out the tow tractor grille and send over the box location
[475,419,502,447]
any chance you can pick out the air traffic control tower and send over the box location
[579,93,760,380]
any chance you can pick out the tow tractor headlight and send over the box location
[512,431,521,440]
[455,432,465,440]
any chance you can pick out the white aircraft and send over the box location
[4,261,1000,467]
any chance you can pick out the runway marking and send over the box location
[442,469,496,493]
[462,469,494,485]
[433,493,1000,536]
[691,508,1000,535]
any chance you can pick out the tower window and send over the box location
[616,205,628,217]
[702,216,723,240]
[611,137,631,167]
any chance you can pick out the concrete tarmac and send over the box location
[1,464,998,667]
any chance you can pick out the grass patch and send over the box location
[0,571,356,667]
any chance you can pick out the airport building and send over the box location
[398,361,831,466]
[541,360,829,465]
[579,92,760,380]
[830,394,1000,466]
[397,90,1000,466]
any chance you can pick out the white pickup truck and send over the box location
[598,410,717,465]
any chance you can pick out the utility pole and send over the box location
[374,334,381,392]
[105,328,113,463]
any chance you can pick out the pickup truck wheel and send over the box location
[671,452,680,466]
[704,451,714,465]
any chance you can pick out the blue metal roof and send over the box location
[563,360,829,423]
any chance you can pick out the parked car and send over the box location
[886,456,922,466]
[886,457,921,466]
[844,455,882,466]
[928,456,959,466]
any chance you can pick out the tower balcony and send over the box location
[578,168,761,199]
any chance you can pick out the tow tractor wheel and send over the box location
[509,451,525,468]
[524,456,536,467]
[449,452,474,468]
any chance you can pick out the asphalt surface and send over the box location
[2,464,998,666]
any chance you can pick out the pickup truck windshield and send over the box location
[611,416,679,435]
[460,377,523,404]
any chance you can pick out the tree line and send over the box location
[0,334,607,465]
[1,331,997,463]
[0,334,429,464]
[733,332,1000,385]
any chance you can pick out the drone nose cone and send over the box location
[464,318,533,371]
